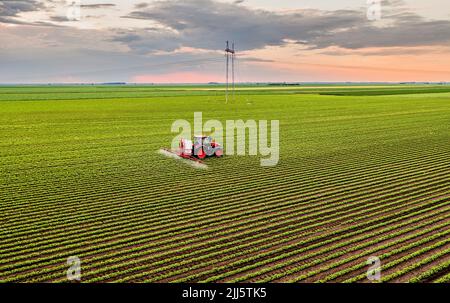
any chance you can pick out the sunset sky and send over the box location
[1,0,450,83]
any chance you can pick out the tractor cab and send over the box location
[194,135,212,145]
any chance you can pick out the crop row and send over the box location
[340,235,450,283]
[2,159,442,264]
[121,205,450,284]
[4,180,450,282]
[73,194,450,283]
[2,168,446,280]
[3,151,446,248]
[150,195,450,283]
[3,141,443,217]
[211,210,450,283]
[409,259,450,283]
[382,247,450,282]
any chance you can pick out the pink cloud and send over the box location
[131,72,223,84]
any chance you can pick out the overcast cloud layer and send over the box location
[1,0,450,83]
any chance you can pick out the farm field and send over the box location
[0,84,449,283]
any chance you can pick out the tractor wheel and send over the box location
[215,148,224,157]
[197,149,206,159]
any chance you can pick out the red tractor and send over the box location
[179,135,223,160]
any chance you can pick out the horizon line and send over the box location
[1,81,450,86]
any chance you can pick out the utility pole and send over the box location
[232,42,235,101]
[225,41,236,104]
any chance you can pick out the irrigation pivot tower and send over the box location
[225,41,236,104]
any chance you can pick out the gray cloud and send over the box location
[122,0,364,52]
[49,15,70,22]
[0,0,43,16]
[111,28,182,54]
[0,0,51,25]
[0,0,44,24]
[311,19,450,49]
[135,2,150,9]
[80,4,116,9]
[381,0,406,6]
[118,0,450,53]
[319,47,449,57]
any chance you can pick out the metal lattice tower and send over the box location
[225,41,236,104]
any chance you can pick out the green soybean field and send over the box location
[0,84,449,283]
